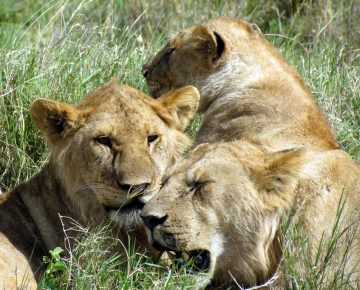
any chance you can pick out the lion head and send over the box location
[30,80,199,225]
[141,141,309,288]
[142,17,266,112]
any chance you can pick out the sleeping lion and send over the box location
[142,140,360,288]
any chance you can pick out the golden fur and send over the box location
[142,17,359,288]
[0,80,199,289]
[143,17,338,151]
[142,141,360,288]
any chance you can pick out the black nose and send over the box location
[142,68,149,78]
[141,214,167,230]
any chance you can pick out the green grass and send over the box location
[38,220,205,289]
[281,192,359,289]
[39,224,205,290]
[0,0,359,288]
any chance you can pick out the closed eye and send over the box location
[166,47,176,55]
[189,181,206,194]
[95,136,112,148]
[189,180,214,195]
[161,175,170,187]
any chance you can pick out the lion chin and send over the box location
[0,79,200,289]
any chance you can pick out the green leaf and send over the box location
[43,256,50,263]
[52,261,67,272]
[50,247,64,259]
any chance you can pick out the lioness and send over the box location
[141,16,359,288]
[143,17,338,151]
[142,141,360,288]
[0,80,199,289]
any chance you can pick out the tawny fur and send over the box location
[0,80,199,289]
[143,141,360,288]
[143,17,338,151]
[142,17,359,288]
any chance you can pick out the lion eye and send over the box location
[95,136,112,148]
[147,134,159,145]
[190,181,204,194]
[166,47,175,55]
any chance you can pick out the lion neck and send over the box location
[196,41,314,111]
[16,162,78,251]
[213,212,283,288]
[196,55,260,113]
[195,54,337,150]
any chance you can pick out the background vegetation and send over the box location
[0,0,359,289]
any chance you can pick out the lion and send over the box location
[141,16,359,288]
[142,17,339,151]
[0,80,199,289]
[141,140,360,288]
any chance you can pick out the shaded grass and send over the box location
[38,219,204,289]
[281,192,360,289]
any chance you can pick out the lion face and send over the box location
[142,142,306,287]
[30,81,199,224]
[142,18,261,111]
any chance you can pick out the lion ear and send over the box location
[253,148,307,200]
[193,26,225,63]
[211,31,225,61]
[155,86,200,131]
[30,99,80,144]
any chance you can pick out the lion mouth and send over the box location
[170,249,211,273]
[153,240,210,273]
[146,81,165,98]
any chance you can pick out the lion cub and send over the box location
[0,80,199,289]
[143,17,338,151]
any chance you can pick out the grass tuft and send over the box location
[39,217,203,289]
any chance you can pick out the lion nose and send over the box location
[140,213,167,230]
